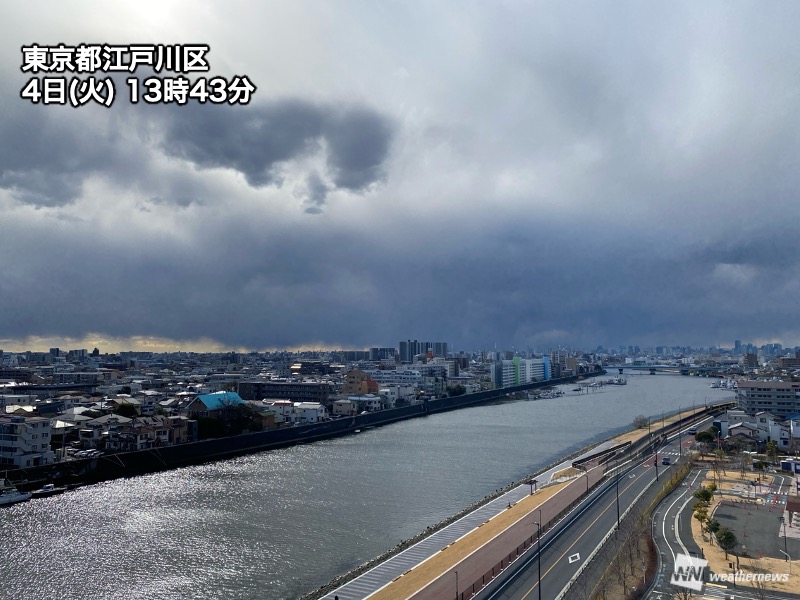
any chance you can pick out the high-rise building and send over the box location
[743,353,758,369]
[398,340,448,363]
[369,347,397,361]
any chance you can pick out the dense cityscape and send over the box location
[3,338,800,598]
[2,337,800,470]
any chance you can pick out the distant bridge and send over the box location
[609,364,725,375]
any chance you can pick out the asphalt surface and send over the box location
[479,428,695,600]
[648,468,800,600]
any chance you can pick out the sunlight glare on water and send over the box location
[0,374,726,600]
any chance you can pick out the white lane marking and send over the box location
[674,493,695,557]
[661,469,702,564]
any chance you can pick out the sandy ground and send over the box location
[552,466,581,480]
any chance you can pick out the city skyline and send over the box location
[3,2,800,352]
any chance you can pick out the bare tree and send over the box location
[747,558,770,600]
[669,585,694,600]
[611,553,629,596]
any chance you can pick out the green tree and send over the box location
[693,488,713,505]
[447,384,466,397]
[706,517,720,544]
[696,429,715,444]
[716,527,738,559]
[113,402,138,418]
[767,440,779,462]
[693,503,708,539]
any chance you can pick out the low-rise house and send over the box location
[103,416,198,451]
[378,385,416,407]
[727,422,759,450]
[269,400,298,424]
[181,391,246,418]
[348,394,382,412]
[158,398,181,414]
[332,399,358,416]
[245,402,281,430]
[294,402,327,423]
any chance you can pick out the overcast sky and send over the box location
[2,1,800,353]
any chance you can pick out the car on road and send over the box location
[662,456,671,465]
[688,427,697,435]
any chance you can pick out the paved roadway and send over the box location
[477,427,691,600]
[319,441,618,600]
[648,468,800,600]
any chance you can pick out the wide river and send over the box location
[1,373,731,600]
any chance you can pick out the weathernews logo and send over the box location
[671,553,789,591]
[671,553,707,592]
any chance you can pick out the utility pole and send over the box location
[615,457,621,529]
[534,509,542,600]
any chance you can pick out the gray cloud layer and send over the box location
[2,2,800,351]
[159,100,394,207]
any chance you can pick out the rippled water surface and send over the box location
[1,374,728,599]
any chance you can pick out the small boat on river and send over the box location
[31,483,68,499]
[0,480,32,507]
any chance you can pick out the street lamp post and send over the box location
[534,508,542,600]
[654,453,659,482]
[780,516,789,563]
[615,457,621,529]
[454,570,458,600]
[580,465,590,493]
[679,406,683,458]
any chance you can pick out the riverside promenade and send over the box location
[317,408,715,600]
[318,443,618,600]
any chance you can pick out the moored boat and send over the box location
[0,480,32,507]
[31,483,68,499]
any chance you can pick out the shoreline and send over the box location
[7,374,592,491]
[298,402,726,600]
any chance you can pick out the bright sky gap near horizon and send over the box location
[3,2,800,353]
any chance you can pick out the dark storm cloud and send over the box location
[303,171,329,214]
[0,90,393,209]
[159,100,394,196]
[0,102,120,207]
[5,1,800,352]
[322,107,394,191]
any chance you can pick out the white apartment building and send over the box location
[379,385,416,407]
[737,380,800,418]
[367,369,422,387]
[0,415,55,468]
